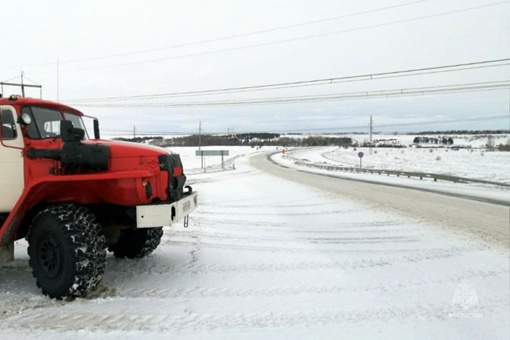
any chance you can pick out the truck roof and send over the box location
[0,96,83,115]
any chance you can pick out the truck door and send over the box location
[0,106,24,213]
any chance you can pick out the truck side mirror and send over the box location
[60,120,85,143]
[93,119,100,139]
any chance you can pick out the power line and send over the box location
[72,1,510,72]
[51,1,432,64]
[21,1,509,75]
[272,115,509,133]
[64,59,510,103]
[72,81,509,108]
[2,75,22,82]
[0,1,427,71]
[99,114,509,135]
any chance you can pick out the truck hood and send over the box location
[84,139,174,158]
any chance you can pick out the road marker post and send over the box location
[358,151,364,169]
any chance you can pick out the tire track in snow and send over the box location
[3,297,507,332]
[196,209,358,216]
[164,233,418,245]
[109,268,507,299]
[185,219,408,230]
[105,248,485,275]
[170,230,484,258]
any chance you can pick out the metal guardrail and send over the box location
[293,160,510,187]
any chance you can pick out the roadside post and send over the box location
[358,151,364,169]
[195,150,230,170]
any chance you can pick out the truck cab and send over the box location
[0,95,197,299]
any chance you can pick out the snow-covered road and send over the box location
[1,153,508,339]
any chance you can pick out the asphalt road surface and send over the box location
[251,152,509,248]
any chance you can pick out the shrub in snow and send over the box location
[498,143,510,151]
[435,156,441,161]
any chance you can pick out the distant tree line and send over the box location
[113,136,163,143]
[117,134,353,148]
[236,133,281,140]
[408,129,509,135]
[151,135,240,147]
[277,136,352,147]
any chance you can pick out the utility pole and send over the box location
[199,121,203,169]
[369,115,373,144]
[133,126,136,138]
[20,71,25,97]
[0,77,42,98]
[369,115,373,155]
[57,60,59,102]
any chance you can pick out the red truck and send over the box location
[0,95,197,299]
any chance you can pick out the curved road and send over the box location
[251,152,509,248]
[1,153,508,339]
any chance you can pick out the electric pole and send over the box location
[57,60,59,102]
[369,116,373,155]
[0,76,42,98]
[199,122,203,169]
[20,71,25,97]
[369,115,373,144]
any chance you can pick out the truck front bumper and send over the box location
[135,192,198,228]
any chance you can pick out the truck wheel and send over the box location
[109,227,163,259]
[27,204,106,299]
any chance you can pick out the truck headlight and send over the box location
[142,179,153,199]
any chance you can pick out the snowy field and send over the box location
[281,146,510,184]
[165,132,510,184]
[323,147,510,183]
[0,146,509,339]
[160,139,510,184]
[344,133,509,149]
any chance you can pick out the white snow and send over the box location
[272,146,510,205]
[0,145,509,339]
[282,146,510,184]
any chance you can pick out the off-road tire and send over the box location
[109,227,163,259]
[27,204,106,299]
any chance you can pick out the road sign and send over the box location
[195,150,229,156]
[358,151,364,169]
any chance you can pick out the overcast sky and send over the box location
[2,0,509,135]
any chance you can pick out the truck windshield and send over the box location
[22,106,89,140]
